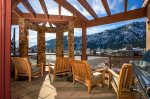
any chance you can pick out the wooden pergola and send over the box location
[11,0,150,62]
[0,0,150,98]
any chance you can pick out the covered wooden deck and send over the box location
[0,0,150,99]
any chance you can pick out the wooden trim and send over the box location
[0,0,11,98]
[21,0,36,18]
[86,8,146,27]
[101,0,111,16]
[54,0,88,21]
[124,0,128,12]
[78,0,98,19]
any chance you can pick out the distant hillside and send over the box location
[31,22,146,50]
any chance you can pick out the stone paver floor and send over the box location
[11,69,116,99]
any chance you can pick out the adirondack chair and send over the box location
[11,57,44,82]
[108,63,136,99]
[48,57,71,80]
[70,60,105,94]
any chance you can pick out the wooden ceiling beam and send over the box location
[21,0,36,18]
[39,0,49,18]
[124,0,128,12]
[12,18,82,28]
[77,0,98,19]
[101,0,111,16]
[86,8,146,27]
[12,13,78,21]
[54,0,88,21]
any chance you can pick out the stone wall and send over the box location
[37,28,45,65]
[19,18,28,57]
[56,30,64,57]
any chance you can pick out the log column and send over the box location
[68,21,74,59]
[56,30,64,57]
[37,27,45,65]
[81,22,87,60]
[19,18,28,57]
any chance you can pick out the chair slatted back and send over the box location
[11,57,31,74]
[71,60,91,83]
[55,57,70,73]
[118,64,133,92]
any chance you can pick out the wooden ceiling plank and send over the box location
[54,0,88,21]
[124,0,128,12]
[78,0,98,19]
[101,0,111,16]
[39,0,49,18]
[21,0,36,18]
[87,8,146,27]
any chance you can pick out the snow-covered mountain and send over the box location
[32,22,146,50]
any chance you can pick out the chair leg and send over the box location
[15,74,18,80]
[54,74,56,81]
[29,76,31,82]
[88,84,91,94]
[73,79,75,85]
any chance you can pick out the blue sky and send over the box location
[13,0,145,47]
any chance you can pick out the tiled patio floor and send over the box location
[11,70,116,99]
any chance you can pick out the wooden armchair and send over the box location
[108,63,135,99]
[48,57,71,80]
[70,60,105,94]
[11,57,44,82]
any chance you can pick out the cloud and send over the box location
[130,5,137,10]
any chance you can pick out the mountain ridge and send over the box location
[31,22,146,50]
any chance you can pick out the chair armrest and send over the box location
[95,68,106,72]
[108,69,119,78]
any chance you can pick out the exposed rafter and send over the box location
[87,8,146,27]
[21,0,36,18]
[77,0,98,19]
[54,0,88,21]
[142,0,150,7]
[39,0,49,18]
[101,0,111,16]
[13,7,23,17]
[12,0,22,10]
[124,0,128,12]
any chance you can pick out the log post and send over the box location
[56,30,64,57]
[68,21,74,59]
[37,27,45,66]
